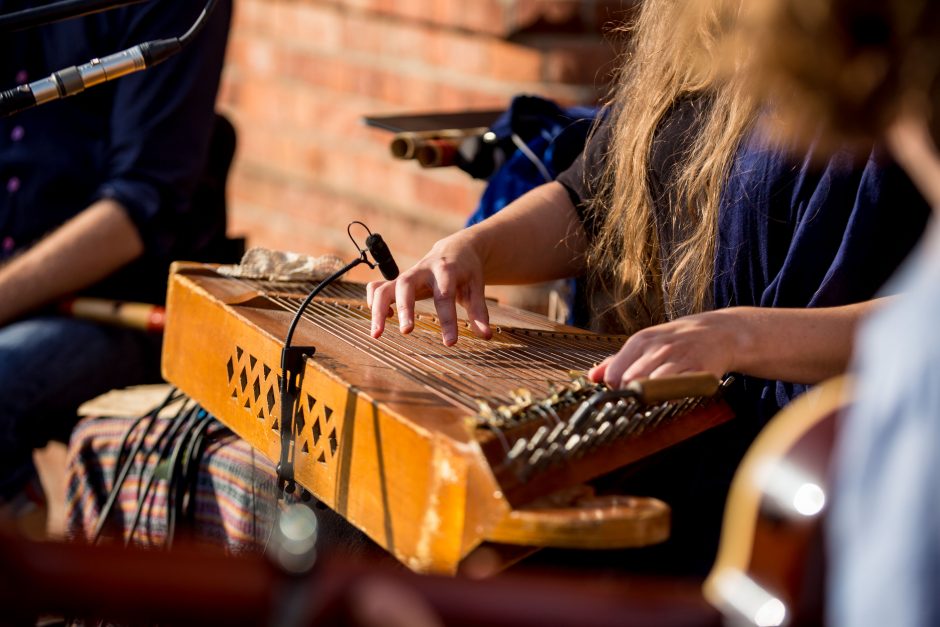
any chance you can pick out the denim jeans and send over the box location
[0,315,162,495]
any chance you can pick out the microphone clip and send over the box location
[347,221,399,280]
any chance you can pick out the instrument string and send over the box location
[323,299,605,383]
[298,304,610,398]
[396,310,619,382]
[314,300,606,387]
[268,296,481,408]
[272,296,600,407]
[398,308,610,377]
[252,278,609,376]
[204,275,486,408]
[223,277,616,412]
[298,300,507,405]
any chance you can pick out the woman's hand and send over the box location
[367,231,492,346]
[367,182,587,346]
[589,309,746,388]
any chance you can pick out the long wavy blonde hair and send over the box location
[586,0,757,331]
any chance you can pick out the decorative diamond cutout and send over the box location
[224,345,342,470]
[266,387,276,414]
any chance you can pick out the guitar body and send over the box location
[704,376,849,626]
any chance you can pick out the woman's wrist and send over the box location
[716,306,758,375]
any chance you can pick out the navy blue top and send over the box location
[557,102,930,574]
[0,0,231,303]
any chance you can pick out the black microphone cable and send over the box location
[90,387,186,545]
[164,407,217,548]
[275,221,398,496]
[122,402,205,547]
[0,0,220,117]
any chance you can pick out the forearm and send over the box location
[0,200,144,325]
[590,298,889,388]
[463,181,588,284]
[727,300,888,383]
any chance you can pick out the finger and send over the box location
[396,279,416,334]
[602,340,647,389]
[432,276,459,346]
[370,282,396,339]
[366,280,384,309]
[461,281,491,339]
[588,356,612,383]
[620,343,673,382]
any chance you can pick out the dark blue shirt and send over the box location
[557,102,930,574]
[0,0,231,303]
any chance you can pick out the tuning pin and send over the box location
[496,405,515,422]
[612,415,631,438]
[509,388,533,404]
[546,421,567,444]
[535,442,563,471]
[526,425,550,451]
[595,420,614,446]
[475,399,495,418]
[507,437,528,461]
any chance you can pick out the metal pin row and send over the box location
[504,393,720,482]
[474,380,604,429]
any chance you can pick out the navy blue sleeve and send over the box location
[93,0,232,258]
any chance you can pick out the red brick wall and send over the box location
[219,0,628,286]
